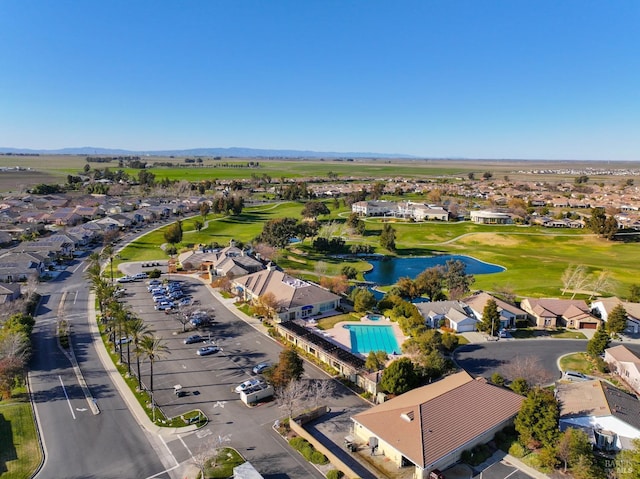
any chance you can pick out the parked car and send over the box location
[184,334,203,344]
[196,346,220,356]
[498,329,509,338]
[178,298,192,307]
[234,378,265,393]
[155,301,175,311]
[117,276,134,283]
[115,336,132,345]
[133,272,148,279]
[147,279,161,286]
[252,362,271,374]
[564,371,589,381]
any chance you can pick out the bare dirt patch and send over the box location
[0,170,59,193]
[456,232,520,247]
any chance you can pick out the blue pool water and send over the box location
[344,324,400,355]
[366,314,384,321]
[364,254,504,286]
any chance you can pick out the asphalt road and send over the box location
[455,337,640,383]
[30,252,170,479]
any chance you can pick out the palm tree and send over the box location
[128,318,153,388]
[101,244,115,284]
[140,335,170,420]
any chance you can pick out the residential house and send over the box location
[463,292,528,330]
[0,252,47,282]
[520,298,601,329]
[0,282,22,304]
[351,371,524,476]
[604,345,640,396]
[591,297,640,335]
[556,379,640,451]
[204,243,264,278]
[415,300,477,332]
[46,207,83,226]
[17,236,75,259]
[233,267,340,321]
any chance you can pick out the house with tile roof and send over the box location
[591,297,640,335]
[351,371,524,476]
[463,292,528,330]
[604,345,640,396]
[520,298,602,329]
[233,266,340,322]
[556,379,640,451]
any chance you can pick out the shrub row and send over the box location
[288,437,329,465]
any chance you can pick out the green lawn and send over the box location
[113,203,638,298]
[559,352,594,374]
[0,397,42,479]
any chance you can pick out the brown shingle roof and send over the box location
[352,371,524,469]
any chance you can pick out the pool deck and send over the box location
[305,315,408,359]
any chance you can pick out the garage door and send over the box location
[580,322,598,329]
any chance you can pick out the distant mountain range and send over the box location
[0,146,417,159]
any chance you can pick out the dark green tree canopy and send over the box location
[379,357,418,395]
[444,259,474,299]
[365,351,388,371]
[587,326,610,357]
[301,201,330,219]
[514,387,560,449]
[163,221,183,245]
[379,223,396,251]
[350,287,377,313]
[606,304,628,336]
[259,217,299,248]
[480,299,501,336]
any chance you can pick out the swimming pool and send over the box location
[366,313,385,321]
[343,324,400,355]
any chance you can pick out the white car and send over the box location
[117,276,134,283]
[234,378,265,393]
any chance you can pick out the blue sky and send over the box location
[1,1,638,160]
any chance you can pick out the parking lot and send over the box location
[115,265,360,478]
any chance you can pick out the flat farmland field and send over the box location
[2,154,639,184]
[0,169,60,193]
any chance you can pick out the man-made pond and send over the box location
[363,254,504,286]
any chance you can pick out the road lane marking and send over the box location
[158,435,179,467]
[59,375,76,419]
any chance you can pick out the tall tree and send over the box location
[139,336,170,401]
[128,318,152,390]
[199,202,210,220]
[379,223,396,251]
[616,438,640,479]
[163,221,183,247]
[588,207,607,236]
[415,266,446,301]
[556,427,593,473]
[365,351,388,371]
[350,287,377,313]
[270,348,304,389]
[514,387,560,449]
[587,325,610,357]
[606,304,628,336]
[301,201,330,219]
[480,299,501,336]
[259,217,299,248]
[444,259,474,300]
